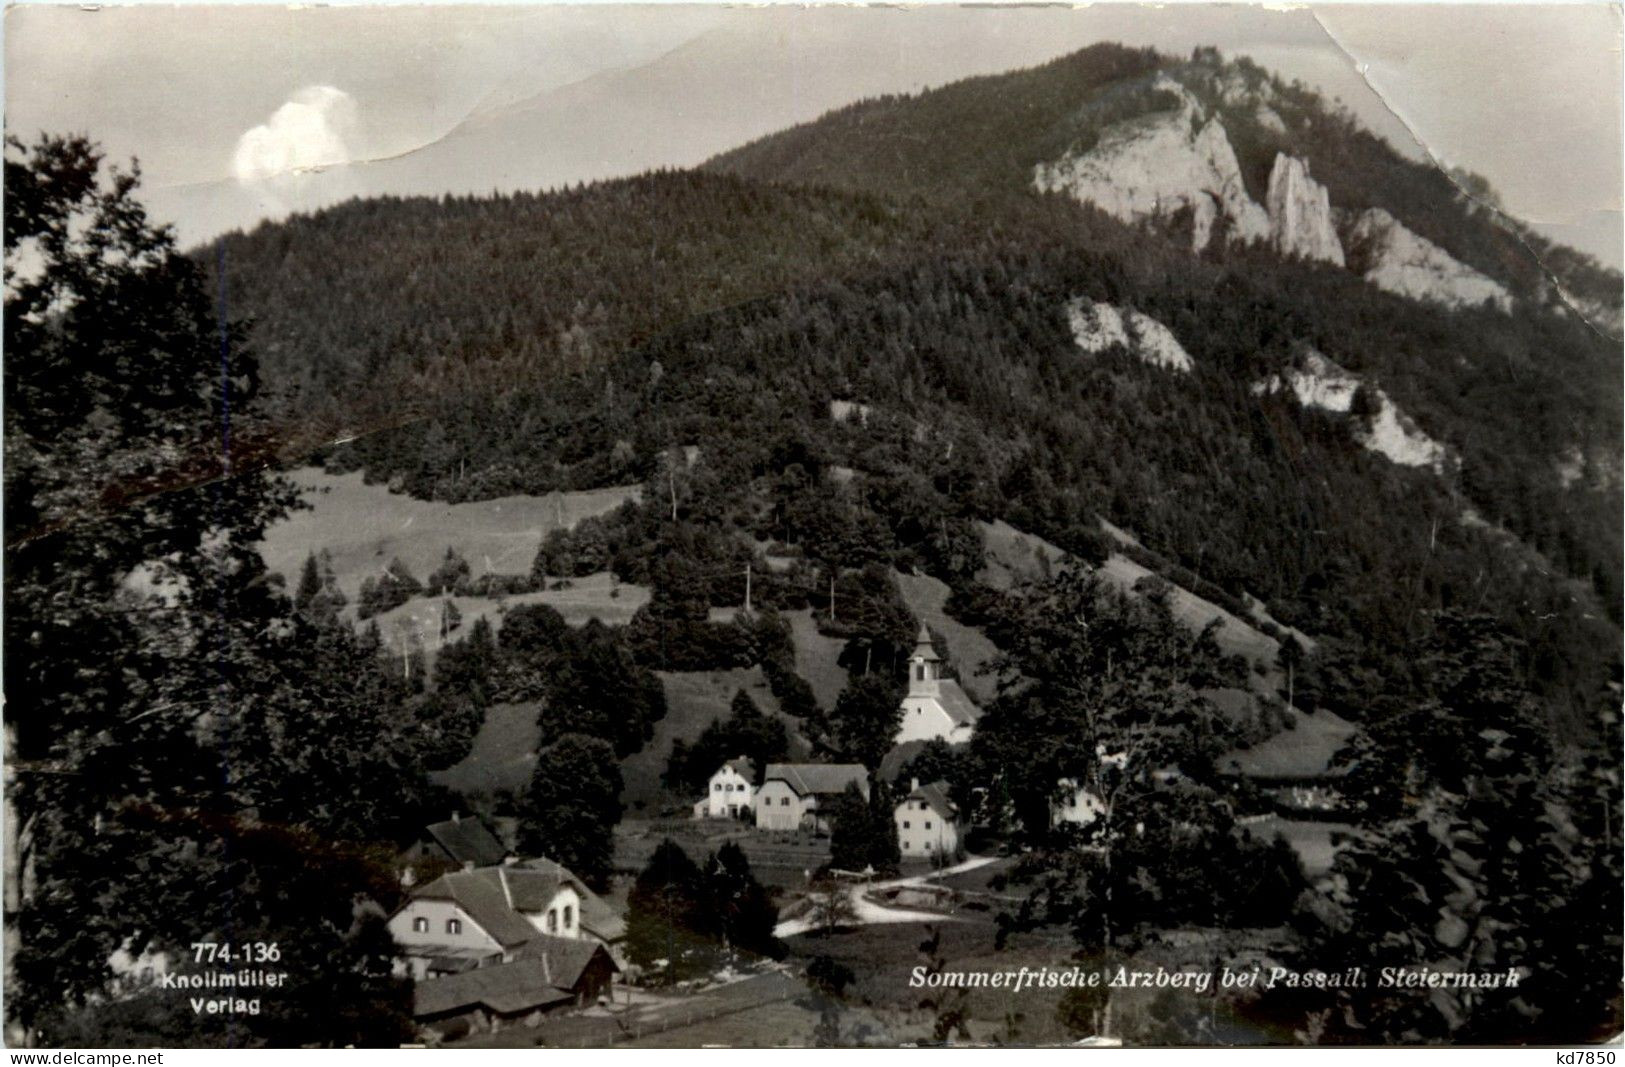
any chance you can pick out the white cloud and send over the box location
[232,86,358,184]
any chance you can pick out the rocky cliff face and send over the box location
[1034,81,1342,270]
[1253,349,1451,472]
[1346,208,1513,312]
[1033,74,1267,252]
[1067,297,1194,372]
[1036,76,1526,316]
[1265,154,1345,267]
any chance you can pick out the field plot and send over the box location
[618,991,820,1048]
[616,818,830,889]
[1220,707,1356,779]
[258,467,639,598]
[454,971,812,1049]
[1244,818,1360,879]
[781,609,848,711]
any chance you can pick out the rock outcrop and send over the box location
[1253,349,1450,472]
[1036,79,1517,317]
[1346,208,1513,312]
[1067,297,1194,373]
[1265,154,1344,267]
[1034,75,1267,252]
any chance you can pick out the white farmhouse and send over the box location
[754,763,869,832]
[894,779,960,859]
[702,757,757,819]
[896,625,981,746]
[1051,778,1107,828]
[387,858,626,979]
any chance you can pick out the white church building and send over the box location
[895,625,981,746]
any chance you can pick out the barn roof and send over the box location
[510,933,617,991]
[413,958,576,1019]
[424,817,507,868]
[879,740,930,783]
[762,763,869,798]
[413,870,538,948]
[409,855,628,950]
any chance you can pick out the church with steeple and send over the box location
[895,624,982,746]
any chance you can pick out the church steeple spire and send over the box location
[908,624,940,696]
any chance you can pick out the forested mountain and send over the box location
[210,42,1620,737]
[707,44,1623,323]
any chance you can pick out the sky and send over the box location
[5,3,1621,268]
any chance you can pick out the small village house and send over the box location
[894,779,960,859]
[700,756,757,819]
[388,858,626,980]
[1051,778,1106,828]
[754,763,869,832]
[895,625,981,746]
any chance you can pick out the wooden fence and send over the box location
[568,982,798,1048]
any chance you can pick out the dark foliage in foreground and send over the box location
[5,135,433,1045]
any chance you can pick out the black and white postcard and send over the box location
[4,3,1621,1052]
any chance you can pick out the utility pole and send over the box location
[744,563,752,614]
[829,574,837,623]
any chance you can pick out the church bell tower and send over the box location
[907,624,941,698]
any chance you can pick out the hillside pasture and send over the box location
[430,701,543,796]
[1244,817,1361,879]
[976,519,1067,590]
[977,519,1290,694]
[1220,707,1357,779]
[258,467,640,599]
[782,609,849,711]
[359,572,650,662]
[619,668,811,813]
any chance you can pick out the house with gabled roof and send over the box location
[701,756,757,819]
[894,778,960,859]
[896,625,981,746]
[754,763,869,832]
[511,857,626,949]
[388,856,626,982]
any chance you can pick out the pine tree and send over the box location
[625,840,716,983]
[295,552,323,609]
